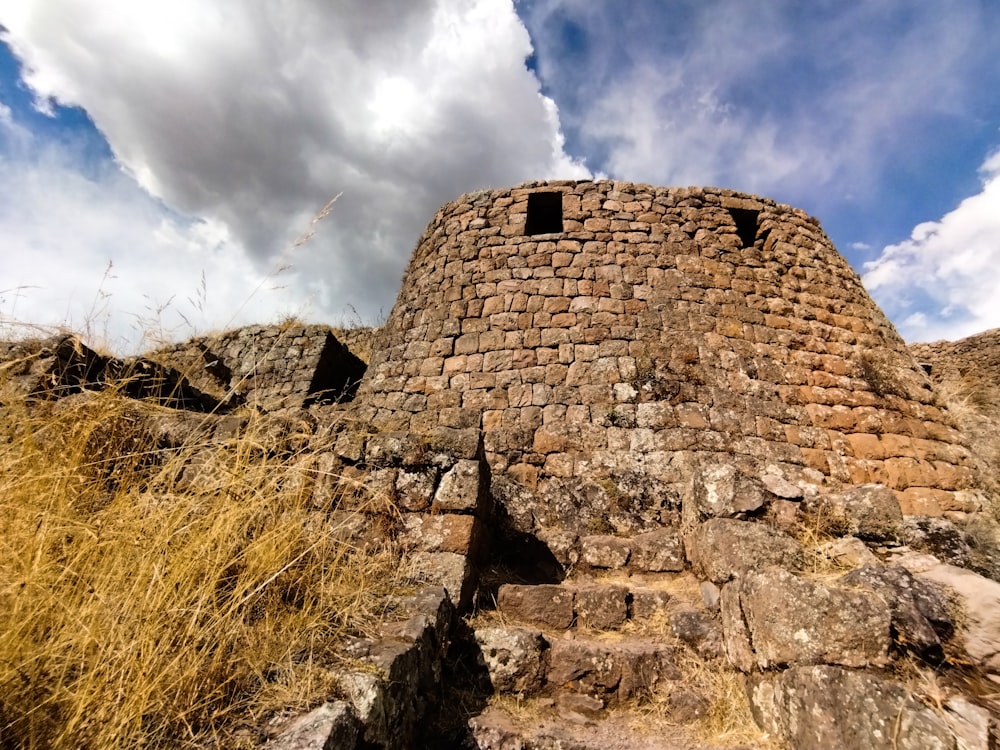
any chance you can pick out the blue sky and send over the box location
[1,1,999,350]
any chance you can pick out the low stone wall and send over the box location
[151,323,366,410]
[911,328,1000,387]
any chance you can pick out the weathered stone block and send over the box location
[580,535,631,569]
[265,701,360,750]
[670,609,723,659]
[685,518,802,584]
[749,666,956,750]
[395,468,436,511]
[725,566,891,670]
[630,587,672,620]
[629,528,685,572]
[573,584,628,630]
[910,561,1000,674]
[902,516,972,567]
[433,459,484,514]
[410,551,474,610]
[682,463,769,525]
[841,564,951,660]
[497,583,574,629]
[547,638,679,703]
[474,627,547,694]
[807,483,904,542]
[401,513,480,555]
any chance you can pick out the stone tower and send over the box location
[354,181,978,519]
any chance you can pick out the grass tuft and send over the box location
[0,369,402,748]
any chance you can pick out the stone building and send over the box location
[354,180,978,517]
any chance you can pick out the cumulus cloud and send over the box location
[0,135,298,352]
[1,0,587,344]
[863,150,1000,342]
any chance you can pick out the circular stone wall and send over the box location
[355,181,978,515]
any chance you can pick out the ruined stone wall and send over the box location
[355,181,978,515]
[152,323,365,410]
[911,328,1000,387]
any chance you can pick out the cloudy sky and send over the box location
[1,1,999,351]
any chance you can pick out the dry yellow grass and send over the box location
[0,373,403,747]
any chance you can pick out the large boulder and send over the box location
[840,564,953,661]
[721,566,891,670]
[749,665,956,750]
[903,559,1000,674]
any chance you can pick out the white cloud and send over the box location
[863,150,1000,342]
[0,139,302,352]
[0,0,588,346]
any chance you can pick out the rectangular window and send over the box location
[728,208,759,248]
[525,192,563,235]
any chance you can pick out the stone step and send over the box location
[468,704,748,750]
[473,624,689,706]
[493,577,723,658]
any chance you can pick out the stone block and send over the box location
[265,701,360,750]
[841,564,951,661]
[433,459,484,514]
[685,518,802,584]
[682,463,769,525]
[818,536,877,568]
[725,566,891,670]
[630,587,672,620]
[573,584,628,630]
[580,535,631,569]
[629,528,685,572]
[807,483,903,542]
[547,638,679,703]
[410,551,475,610]
[394,468,436,511]
[911,562,1000,674]
[749,666,956,750]
[497,583,574,629]
[474,627,547,694]
[670,609,724,659]
[401,513,480,555]
[902,516,972,568]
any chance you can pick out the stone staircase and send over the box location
[464,571,760,750]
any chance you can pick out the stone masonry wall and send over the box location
[153,323,366,411]
[355,181,978,515]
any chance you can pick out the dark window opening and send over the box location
[728,208,759,248]
[525,191,563,235]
